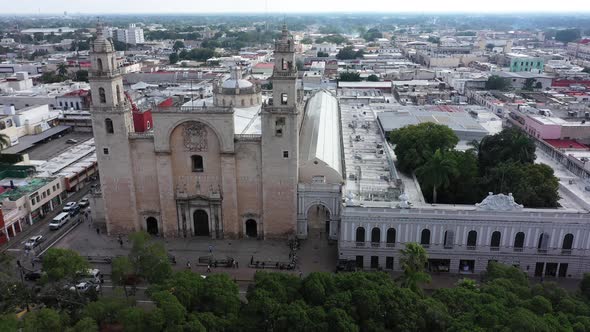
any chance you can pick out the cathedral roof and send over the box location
[299,90,343,184]
[220,66,254,90]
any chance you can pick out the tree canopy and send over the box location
[336,46,363,60]
[338,72,362,82]
[485,75,511,90]
[555,29,581,43]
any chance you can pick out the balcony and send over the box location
[513,247,524,252]
[371,242,380,248]
[386,243,396,248]
[466,245,476,250]
[537,249,548,254]
[355,242,366,248]
[490,247,500,252]
[561,249,572,255]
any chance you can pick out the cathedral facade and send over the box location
[90,24,306,239]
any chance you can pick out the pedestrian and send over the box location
[236,261,239,268]
[186,261,191,270]
[31,258,35,268]
[96,227,100,235]
[119,238,123,248]
[208,245,212,254]
[299,271,303,278]
[250,256,254,265]
[207,264,211,273]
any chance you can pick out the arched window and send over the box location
[562,233,574,253]
[490,231,501,250]
[116,85,122,105]
[538,232,550,252]
[241,99,245,107]
[355,227,365,245]
[467,231,477,249]
[111,57,115,71]
[386,228,396,247]
[281,93,288,105]
[191,155,204,172]
[371,227,380,247]
[99,87,106,104]
[97,58,103,72]
[420,229,430,247]
[105,118,114,134]
[514,232,525,251]
[444,230,454,248]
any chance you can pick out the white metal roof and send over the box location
[299,90,343,183]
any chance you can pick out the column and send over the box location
[220,153,239,239]
[155,152,176,237]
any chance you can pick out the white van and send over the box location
[78,268,101,283]
[49,212,70,230]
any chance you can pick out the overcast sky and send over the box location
[4,0,590,14]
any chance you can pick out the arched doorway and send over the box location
[307,204,330,239]
[193,210,209,236]
[146,217,158,235]
[245,219,257,238]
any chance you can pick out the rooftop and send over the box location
[0,177,55,202]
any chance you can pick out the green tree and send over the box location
[416,149,458,204]
[427,36,440,44]
[363,28,383,42]
[173,40,185,53]
[555,29,581,43]
[169,52,179,64]
[317,51,329,57]
[523,78,537,91]
[33,32,45,42]
[23,308,63,332]
[367,74,379,82]
[56,63,69,78]
[389,122,459,173]
[300,37,313,44]
[111,256,134,298]
[0,315,18,331]
[583,67,590,74]
[42,248,89,282]
[74,70,89,83]
[128,231,172,284]
[67,317,98,332]
[581,273,590,300]
[399,243,431,294]
[485,75,511,90]
[478,128,536,170]
[486,43,495,51]
[338,72,362,82]
[336,46,363,60]
[151,290,187,328]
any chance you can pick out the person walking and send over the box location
[186,261,191,270]
[118,237,124,248]
[207,264,211,273]
[250,256,254,265]
[236,261,239,268]
[208,245,213,254]
[96,228,100,235]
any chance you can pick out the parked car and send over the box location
[62,202,77,212]
[78,197,90,208]
[49,212,70,230]
[66,139,78,144]
[24,271,44,281]
[24,235,43,250]
[69,281,100,293]
[68,205,81,217]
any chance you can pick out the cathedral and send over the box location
[90,23,343,239]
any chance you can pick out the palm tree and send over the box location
[0,133,10,151]
[416,149,458,204]
[398,243,431,294]
[56,63,69,78]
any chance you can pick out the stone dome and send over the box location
[92,23,114,53]
[221,79,253,89]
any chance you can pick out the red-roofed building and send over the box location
[545,139,588,150]
[252,62,274,76]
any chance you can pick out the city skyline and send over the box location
[5,0,590,14]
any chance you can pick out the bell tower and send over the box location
[89,22,138,235]
[260,24,300,238]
